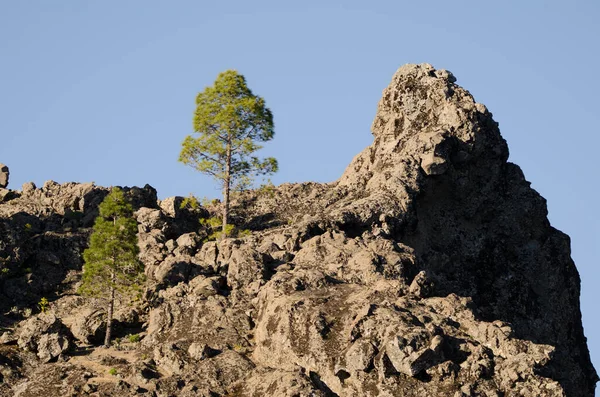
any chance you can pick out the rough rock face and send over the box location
[0,64,596,396]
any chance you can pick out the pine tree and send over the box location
[79,187,143,347]
[179,70,278,236]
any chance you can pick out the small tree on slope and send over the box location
[79,187,143,347]
[179,70,278,236]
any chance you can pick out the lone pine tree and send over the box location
[79,187,143,347]
[179,70,278,236]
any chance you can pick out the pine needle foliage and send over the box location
[79,187,143,347]
[179,70,278,236]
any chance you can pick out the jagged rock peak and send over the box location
[340,63,507,191]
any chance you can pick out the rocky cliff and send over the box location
[0,64,596,396]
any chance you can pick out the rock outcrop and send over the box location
[0,64,596,396]
[0,164,8,188]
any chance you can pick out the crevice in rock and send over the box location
[309,371,339,397]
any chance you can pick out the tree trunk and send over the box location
[222,140,232,236]
[104,271,115,347]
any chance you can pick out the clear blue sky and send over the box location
[1,0,598,384]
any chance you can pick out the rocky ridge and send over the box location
[0,64,596,396]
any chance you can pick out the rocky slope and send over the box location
[0,64,596,396]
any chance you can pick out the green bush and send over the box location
[128,334,140,343]
[257,179,276,198]
[200,216,250,241]
[109,368,117,376]
[237,228,252,237]
[179,194,200,210]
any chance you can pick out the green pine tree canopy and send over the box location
[79,187,144,346]
[80,187,143,298]
[179,70,278,233]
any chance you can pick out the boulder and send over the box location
[0,163,8,188]
[409,270,434,298]
[384,331,444,377]
[153,255,200,287]
[189,275,223,298]
[153,343,188,375]
[69,308,106,344]
[21,181,36,194]
[35,333,70,363]
[122,184,158,209]
[225,243,268,295]
[188,342,220,360]
[343,339,376,373]
[159,196,185,218]
[174,232,200,256]
[0,188,18,203]
[17,314,72,362]
[136,207,166,231]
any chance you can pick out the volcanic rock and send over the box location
[0,64,595,396]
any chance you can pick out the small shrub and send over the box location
[38,297,49,313]
[109,368,117,376]
[23,308,32,318]
[200,216,231,241]
[232,343,244,352]
[200,216,222,229]
[237,228,252,238]
[257,179,276,198]
[200,216,251,241]
[128,334,140,343]
[180,194,200,210]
